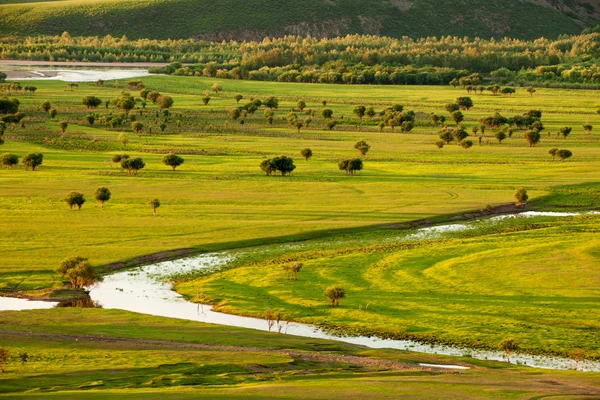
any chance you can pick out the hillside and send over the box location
[0,0,598,40]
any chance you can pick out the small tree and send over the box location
[297,100,306,111]
[327,120,338,130]
[86,114,96,126]
[527,86,536,96]
[495,131,507,143]
[22,153,43,170]
[435,140,444,149]
[515,188,528,206]
[1,153,19,168]
[460,139,473,150]
[65,191,85,210]
[131,121,144,136]
[300,148,313,161]
[324,285,345,307]
[354,140,370,157]
[211,83,222,95]
[41,101,51,112]
[147,91,161,103]
[583,124,593,134]
[559,126,572,139]
[499,338,518,362]
[229,108,241,120]
[321,108,333,119]
[118,133,129,149]
[557,149,573,161]
[0,348,8,373]
[58,121,68,134]
[353,105,366,120]
[456,96,473,110]
[283,262,303,280]
[549,148,559,160]
[264,96,279,110]
[338,158,363,176]
[162,153,184,171]
[156,95,174,110]
[94,187,111,208]
[202,96,210,105]
[445,103,460,114]
[56,256,101,289]
[49,109,57,119]
[149,198,160,215]
[234,94,243,104]
[82,96,102,109]
[451,110,464,125]
[524,131,541,147]
[121,157,145,176]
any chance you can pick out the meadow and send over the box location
[0,74,599,396]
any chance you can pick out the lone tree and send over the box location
[515,188,529,207]
[65,191,85,210]
[456,96,474,110]
[283,262,303,280]
[1,153,19,168]
[445,103,460,114]
[524,130,541,147]
[260,155,296,176]
[229,108,241,120]
[324,285,345,307]
[557,149,573,161]
[162,153,184,171]
[82,96,102,109]
[321,108,333,119]
[149,198,160,215]
[131,121,144,136]
[559,126,572,139]
[121,157,145,176]
[202,96,210,105]
[211,83,222,95]
[495,131,507,143]
[49,109,57,119]
[22,153,43,170]
[58,121,68,134]
[118,133,129,148]
[147,91,161,103]
[234,94,243,103]
[156,95,174,110]
[354,140,370,157]
[86,115,95,125]
[353,105,366,120]
[451,110,464,125]
[297,100,306,111]
[265,96,279,110]
[584,124,593,134]
[460,139,473,150]
[549,148,559,160]
[0,348,9,373]
[41,101,51,112]
[435,140,444,150]
[527,86,536,96]
[300,148,313,161]
[338,158,363,176]
[94,187,111,208]
[499,338,519,362]
[56,256,102,289]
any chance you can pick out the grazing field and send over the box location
[1,76,600,297]
[0,309,599,398]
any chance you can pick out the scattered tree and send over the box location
[495,131,507,143]
[22,153,43,170]
[297,100,306,111]
[515,188,528,206]
[264,96,279,110]
[338,158,363,175]
[162,153,184,171]
[156,95,174,110]
[118,133,129,148]
[131,121,144,136]
[58,121,68,134]
[300,148,313,161]
[211,83,222,95]
[94,187,111,208]
[524,130,541,147]
[56,256,101,289]
[41,101,51,112]
[234,94,243,103]
[354,140,370,157]
[321,108,333,119]
[86,114,95,125]
[82,96,102,108]
[451,110,464,125]
[557,149,573,161]
[149,198,160,215]
[456,96,474,110]
[584,124,593,134]
[65,191,85,210]
[499,338,518,362]
[121,157,145,175]
[352,105,366,119]
[559,126,572,139]
[49,109,57,119]
[435,140,444,149]
[0,153,19,168]
[460,139,473,150]
[527,86,536,96]
[283,262,303,280]
[0,348,9,373]
[147,91,161,103]
[202,96,210,105]
[324,285,345,307]
[549,148,559,160]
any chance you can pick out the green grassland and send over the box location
[1,76,600,296]
[0,0,594,40]
[0,309,599,398]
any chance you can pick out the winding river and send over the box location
[2,211,599,372]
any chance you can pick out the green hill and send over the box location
[0,0,598,40]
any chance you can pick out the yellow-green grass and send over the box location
[1,309,599,398]
[1,76,600,295]
[176,215,600,358]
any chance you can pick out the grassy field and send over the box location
[0,0,592,40]
[1,76,600,295]
[0,309,599,398]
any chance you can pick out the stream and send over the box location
[2,211,599,372]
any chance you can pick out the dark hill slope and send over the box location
[0,0,598,40]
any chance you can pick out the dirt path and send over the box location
[0,328,459,373]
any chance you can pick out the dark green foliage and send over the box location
[559,126,572,138]
[515,188,529,205]
[354,140,370,156]
[456,96,473,110]
[157,95,174,109]
[300,148,312,161]
[162,153,185,170]
[94,187,111,207]
[260,155,296,176]
[338,158,363,175]
[56,256,102,288]
[149,198,161,215]
[324,285,345,307]
[0,153,18,168]
[321,108,333,119]
[557,149,573,161]
[121,157,146,175]
[0,98,19,114]
[22,152,43,170]
[524,130,541,147]
[82,96,102,108]
[65,191,85,210]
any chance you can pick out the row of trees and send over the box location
[0,152,43,170]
